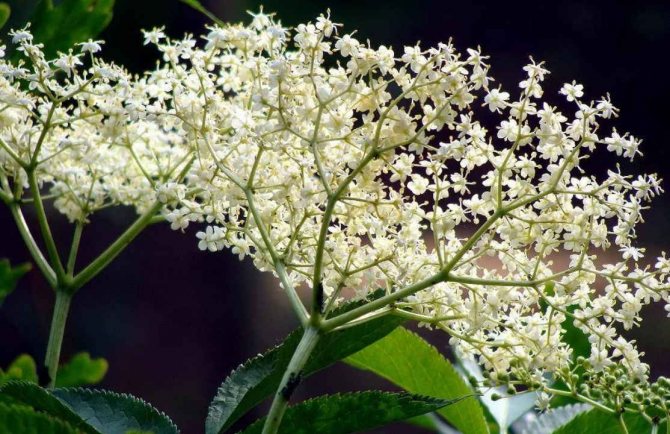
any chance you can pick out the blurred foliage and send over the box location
[0,3,10,29]
[0,352,107,388]
[0,258,30,306]
[30,0,114,58]
[0,354,38,385]
[55,352,108,388]
[3,0,114,58]
[0,404,82,434]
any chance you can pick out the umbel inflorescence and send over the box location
[1,10,669,416]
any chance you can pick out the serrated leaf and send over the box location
[0,403,82,434]
[0,381,98,433]
[29,0,114,58]
[238,391,461,434]
[206,294,404,434]
[0,258,31,306]
[552,408,656,434]
[0,381,179,434]
[55,352,108,388]
[52,388,178,434]
[346,327,488,434]
[517,403,591,434]
[0,354,38,385]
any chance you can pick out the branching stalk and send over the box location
[70,202,162,291]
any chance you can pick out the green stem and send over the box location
[261,326,320,434]
[618,413,629,434]
[70,202,161,291]
[178,0,224,26]
[8,203,57,287]
[45,290,72,388]
[27,171,66,281]
[0,188,11,204]
[66,222,83,275]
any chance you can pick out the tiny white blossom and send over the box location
[559,80,584,102]
[78,39,104,53]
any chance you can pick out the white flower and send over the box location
[54,52,83,76]
[78,39,103,53]
[407,174,429,195]
[620,246,645,261]
[143,27,166,45]
[483,88,509,113]
[559,80,584,102]
[10,28,32,43]
[196,226,225,252]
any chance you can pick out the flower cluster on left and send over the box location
[0,28,193,387]
[0,30,191,222]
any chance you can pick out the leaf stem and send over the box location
[45,289,72,388]
[261,326,320,434]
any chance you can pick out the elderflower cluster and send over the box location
[2,10,670,414]
[0,29,190,222]
[148,11,670,400]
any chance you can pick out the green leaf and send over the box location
[0,3,10,30]
[179,0,223,25]
[0,258,31,306]
[346,327,489,434]
[0,354,39,385]
[0,404,82,434]
[0,381,179,434]
[406,413,457,432]
[0,381,98,433]
[238,391,461,434]
[552,409,656,434]
[55,352,108,388]
[206,296,404,434]
[29,0,115,58]
[51,388,178,434]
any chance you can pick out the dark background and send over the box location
[2,1,670,432]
